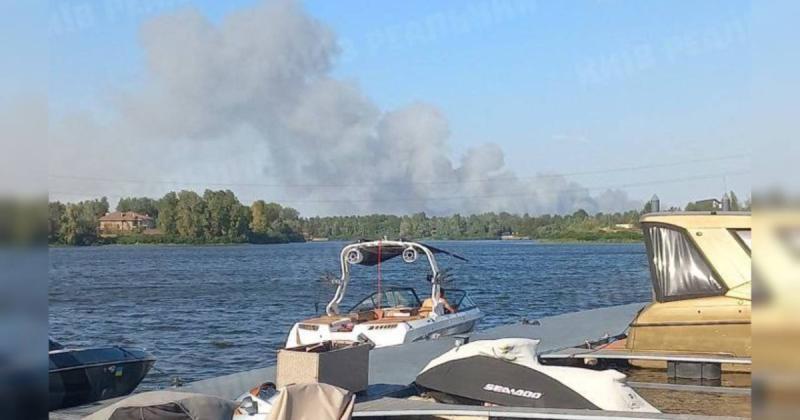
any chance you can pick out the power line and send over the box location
[49,170,748,204]
[47,154,748,189]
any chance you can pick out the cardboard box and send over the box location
[276,341,369,393]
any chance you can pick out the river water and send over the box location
[48,241,651,388]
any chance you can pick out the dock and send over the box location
[352,397,746,419]
[540,348,752,365]
[183,303,646,400]
[50,303,749,419]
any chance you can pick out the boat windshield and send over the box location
[349,288,421,313]
[443,289,477,311]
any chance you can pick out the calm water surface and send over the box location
[49,241,651,388]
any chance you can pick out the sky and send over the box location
[40,0,781,216]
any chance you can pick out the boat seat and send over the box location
[419,298,434,317]
[350,311,378,322]
[420,298,455,316]
[383,307,418,318]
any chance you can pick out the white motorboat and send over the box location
[285,240,482,349]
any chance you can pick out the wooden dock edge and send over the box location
[352,397,748,419]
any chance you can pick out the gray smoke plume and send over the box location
[50,0,640,216]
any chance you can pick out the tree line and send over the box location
[47,189,748,246]
[302,209,644,242]
[48,190,304,246]
[684,191,748,212]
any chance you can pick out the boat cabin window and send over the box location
[349,288,421,312]
[731,229,751,252]
[642,224,725,302]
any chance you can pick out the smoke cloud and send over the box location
[50,0,640,216]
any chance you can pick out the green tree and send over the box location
[572,209,589,220]
[204,190,233,238]
[399,217,412,238]
[58,200,102,245]
[230,205,252,241]
[48,201,66,243]
[157,192,179,234]
[250,200,268,234]
[175,190,206,239]
[279,207,299,221]
[728,191,740,211]
[250,201,285,233]
[201,189,248,241]
[117,197,159,218]
[263,203,283,227]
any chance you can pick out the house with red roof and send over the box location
[98,212,155,233]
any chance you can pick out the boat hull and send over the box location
[406,310,481,343]
[626,296,751,361]
[286,308,482,349]
[49,347,155,411]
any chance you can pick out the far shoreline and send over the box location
[48,236,643,248]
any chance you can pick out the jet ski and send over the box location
[49,339,156,411]
[414,338,658,413]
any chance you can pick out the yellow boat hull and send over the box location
[626,296,751,359]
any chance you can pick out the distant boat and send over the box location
[310,237,329,242]
[500,234,530,240]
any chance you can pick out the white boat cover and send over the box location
[83,390,238,420]
[268,383,354,420]
[419,338,658,413]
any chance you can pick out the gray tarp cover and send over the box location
[644,225,723,301]
[269,383,354,420]
[82,391,238,420]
